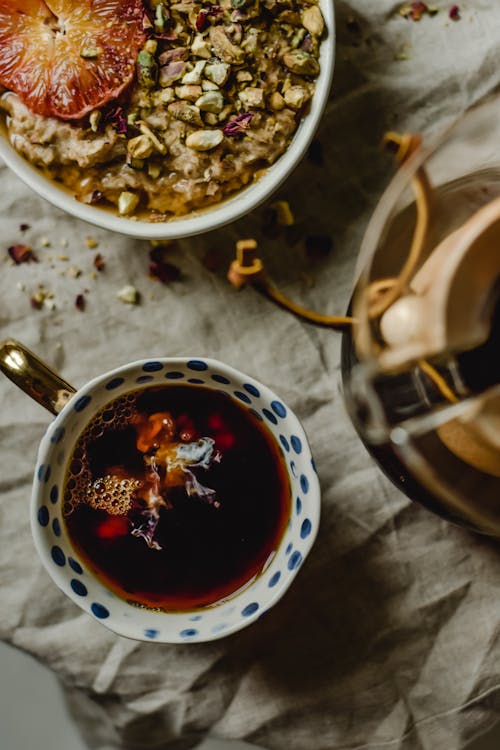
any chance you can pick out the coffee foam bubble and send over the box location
[64,392,140,517]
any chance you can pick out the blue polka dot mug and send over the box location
[0,340,320,643]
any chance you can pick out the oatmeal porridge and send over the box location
[0,0,325,220]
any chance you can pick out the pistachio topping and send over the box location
[1,0,325,220]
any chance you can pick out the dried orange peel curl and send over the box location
[227,133,432,335]
[228,240,355,331]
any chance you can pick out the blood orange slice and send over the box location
[0,0,145,120]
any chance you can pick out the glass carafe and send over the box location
[342,96,500,535]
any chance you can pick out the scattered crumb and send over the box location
[93,253,106,271]
[58,254,69,261]
[39,237,51,247]
[117,285,140,304]
[75,293,86,311]
[60,238,69,248]
[67,266,82,278]
[270,200,295,226]
[30,290,48,309]
[85,236,99,249]
[399,2,438,21]
[8,244,38,264]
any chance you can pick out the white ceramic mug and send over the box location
[0,340,320,642]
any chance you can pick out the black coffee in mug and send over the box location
[63,385,291,611]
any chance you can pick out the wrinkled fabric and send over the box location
[2,2,500,749]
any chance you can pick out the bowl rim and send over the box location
[31,356,321,643]
[0,0,335,240]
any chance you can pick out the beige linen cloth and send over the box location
[2,2,500,748]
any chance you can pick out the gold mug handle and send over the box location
[0,339,76,416]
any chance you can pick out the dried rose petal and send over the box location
[153,31,178,41]
[195,11,209,32]
[223,112,254,137]
[149,260,181,284]
[19,223,30,232]
[75,294,86,311]
[104,106,128,135]
[8,244,38,264]
[449,4,460,20]
[94,253,106,271]
[87,190,104,205]
[196,5,223,32]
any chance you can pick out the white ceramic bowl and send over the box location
[0,2,334,240]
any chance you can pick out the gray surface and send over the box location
[2,2,500,750]
[0,642,261,750]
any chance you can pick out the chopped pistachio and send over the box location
[127,134,154,159]
[191,34,212,59]
[159,61,187,87]
[181,60,207,84]
[148,163,162,179]
[154,3,168,31]
[204,61,231,87]
[242,28,259,53]
[204,112,219,126]
[186,129,224,151]
[118,191,140,216]
[209,26,245,65]
[291,28,307,48]
[152,87,175,105]
[128,156,145,169]
[116,284,139,304]
[218,104,234,121]
[137,50,158,88]
[202,79,219,92]
[284,85,310,110]
[168,101,204,126]
[196,90,225,113]
[175,84,203,101]
[283,50,320,76]
[302,5,324,36]
[144,39,158,55]
[127,111,139,126]
[137,121,167,154]
[236,71,253,83]
[239,87,265,108]
[269,91,285,110]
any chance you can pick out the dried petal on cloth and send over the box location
[2,2,500,750]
